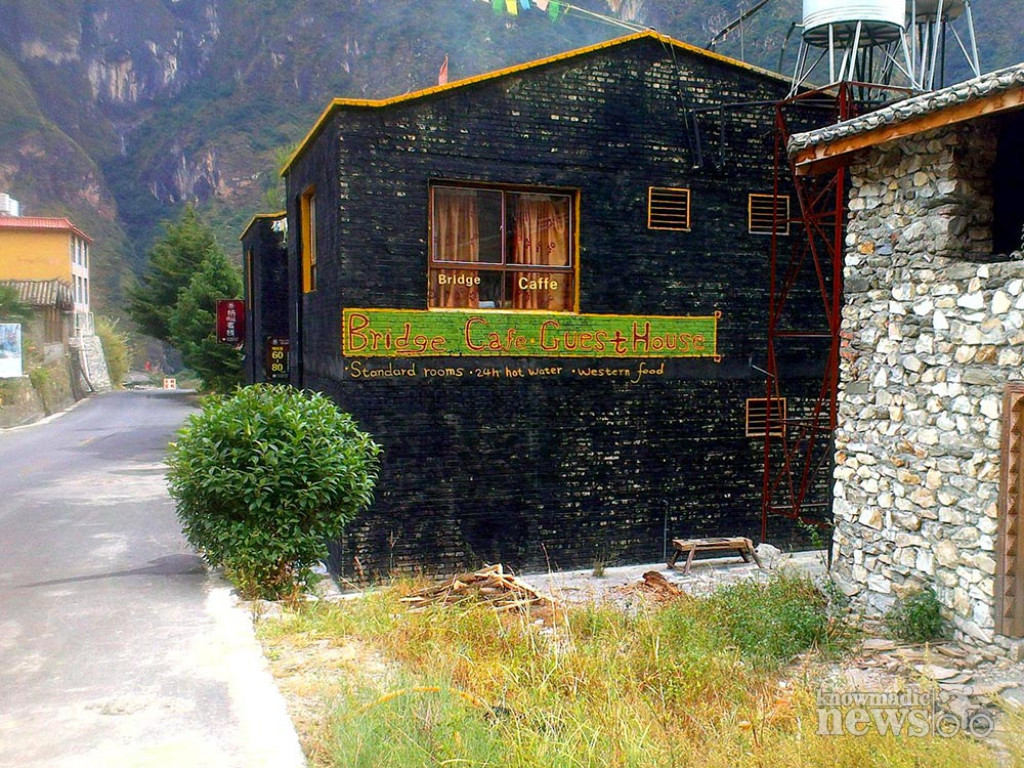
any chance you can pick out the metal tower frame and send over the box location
[761,84,858,541]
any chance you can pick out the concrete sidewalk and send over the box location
[0,391,305,767]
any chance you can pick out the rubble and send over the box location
[400,564,556,613]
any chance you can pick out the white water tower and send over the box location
[791,0,981,95]
[907,0,980,90]
[791,0,912,95]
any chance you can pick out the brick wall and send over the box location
[285,37,825,577]
[242,216,289,383]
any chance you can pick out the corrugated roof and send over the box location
[0,279,74,310]
[789,62,1024,158]
[0,216,93,242]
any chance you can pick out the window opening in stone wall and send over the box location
[300,187,317,293]
[648,187,691,231]
[998,383,1024,638]
[748,193,790,235]
[993,114,1024,256]
[428,183,575,311]
[745,397,786,437]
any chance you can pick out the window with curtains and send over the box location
[428,184,575,311]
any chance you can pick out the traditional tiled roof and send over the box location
[0,216,92,242]
[788,63,1024,157]
[0,279,74,310]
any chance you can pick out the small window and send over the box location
[746,397,786,437]
[648,187,691,231]
[300,187,317,293]
[428,183,575,311]
[748,194,790,235]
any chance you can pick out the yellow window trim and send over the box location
[301,187,317,293]
[746,397,786,437]
[748,193,790,236]
[648,187,691,232]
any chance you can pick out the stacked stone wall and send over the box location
[833,121,1024,654]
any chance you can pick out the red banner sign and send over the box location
[216,299,245,344]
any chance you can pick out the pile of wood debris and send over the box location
[401,564,557,613]
[612,571,692,603]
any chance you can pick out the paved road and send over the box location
[0,390,305,767]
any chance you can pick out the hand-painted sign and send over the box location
[266,337,290,380]
[216,299,245,344]
[342,309,719,359]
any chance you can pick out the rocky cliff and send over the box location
[0,0,1018,312]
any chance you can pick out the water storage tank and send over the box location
[802,0,906,46]
[911,0,965,20]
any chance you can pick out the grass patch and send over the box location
[258,576,1008,768]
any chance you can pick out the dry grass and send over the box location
[257,577,1016,768]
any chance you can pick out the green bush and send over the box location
[705,575,834,667]
[167,384,382,599]
[95,315,131,387]
[885,587,946,643]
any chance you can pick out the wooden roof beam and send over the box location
[793,87,1024,175]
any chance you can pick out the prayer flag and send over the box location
[505,0,518,14]
[438,55,448,85]
[520,0,531,8]
[535,0,549,8]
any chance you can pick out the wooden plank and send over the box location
[999,384,1024,637]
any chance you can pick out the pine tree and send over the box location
[168,247,244,393]
[128,205,220,342]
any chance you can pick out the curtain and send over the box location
[512,194,569,310]
[433,188,480,308]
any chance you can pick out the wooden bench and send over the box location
[667,537,763,574]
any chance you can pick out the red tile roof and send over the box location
[0,216,92,242]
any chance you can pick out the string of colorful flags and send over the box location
[492,0,566,21]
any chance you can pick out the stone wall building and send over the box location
[790,64,1024,653]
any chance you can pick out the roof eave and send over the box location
[239,211,287,242]
[281,30,790,177]
[791,67,1024,175]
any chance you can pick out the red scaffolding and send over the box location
[761,84,859,541]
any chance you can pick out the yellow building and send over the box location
[0,216,92,327]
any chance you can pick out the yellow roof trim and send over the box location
[281,30,788,176]
[239,211,287,242]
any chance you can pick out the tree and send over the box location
[128,205,220,342]
[168,247,244,393]
[0,285,33,322]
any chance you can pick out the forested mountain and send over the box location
[0,0,1019,312]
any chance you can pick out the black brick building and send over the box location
[241,213,290,384]
[271,32,826,577]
